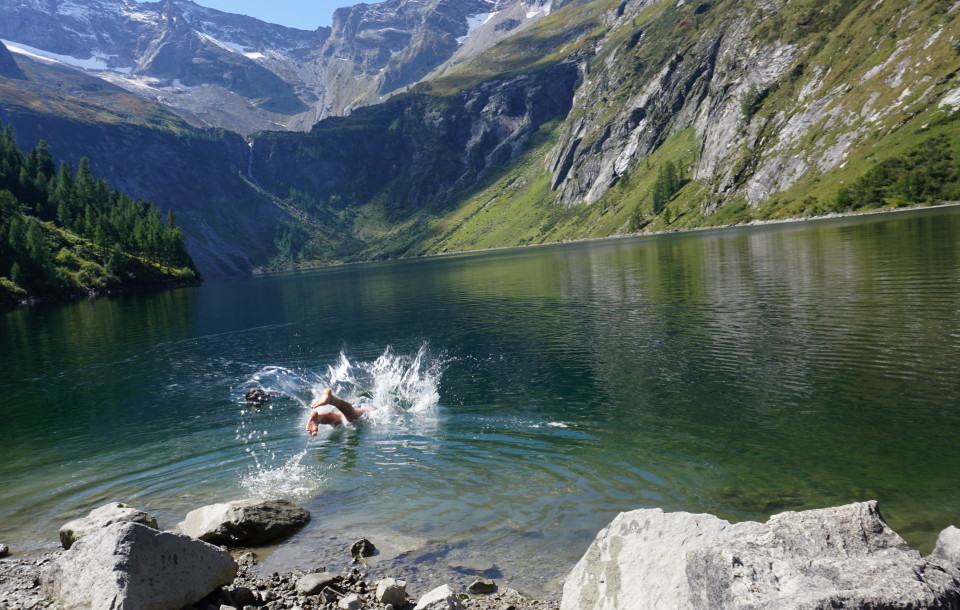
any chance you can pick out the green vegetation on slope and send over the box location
[837,134,960,209]
[0,124,198,306]
[420,0,960,244]
[254,0,960,270]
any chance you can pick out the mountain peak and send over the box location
[0,0,550,133]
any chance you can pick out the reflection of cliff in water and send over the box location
[548,209,960,542]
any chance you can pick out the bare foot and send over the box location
[310,388,333,409]
[305,410,321,436]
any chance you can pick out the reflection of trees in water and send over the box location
[0,287,198,439]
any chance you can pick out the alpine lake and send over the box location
[2,205,959,599]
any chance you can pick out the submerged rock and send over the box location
[59,502,158,550]
[350,537,376,559]
[449,559,498,576]
[467,578,497,594]
[297,571,341,595]
[177,498,310,547]
[42,521,237,610]
[560,501,960,610]
[0,543,8,558]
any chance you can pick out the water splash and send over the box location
[320,344,446,416]
[235,344,448,497]
[239,449,326,499]
[245,365,314,408]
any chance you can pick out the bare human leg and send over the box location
[313,388,364,422]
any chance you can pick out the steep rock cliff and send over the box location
[544,0,960,218]
[253,60,579,212]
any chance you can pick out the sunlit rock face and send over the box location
[561,502,960,610]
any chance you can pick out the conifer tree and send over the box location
[0,121,198,300]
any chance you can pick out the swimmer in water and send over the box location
[245,388,276,404]
[305,388,378,435]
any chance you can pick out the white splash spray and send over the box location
[322,344,445,415]
[240,449,327,499]
[236,344,448,497]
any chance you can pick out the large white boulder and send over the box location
[177,498,310,547]
[42,521,237,610]
[561,501,960,610]
[59,502,158,549]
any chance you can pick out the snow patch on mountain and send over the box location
[196,31,263,58]
[2,39,132,73]
[467,12,495,33]
[457,12,496,44]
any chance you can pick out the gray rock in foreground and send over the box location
[177,498,310,547]
[933,525,960,567]
[42,521,237,610]
[376,577,407,606]
[561,501,960,610]
[467,577,496,594]
[59,501,158,549]
[297,571,341,595]
[414,584,464,610]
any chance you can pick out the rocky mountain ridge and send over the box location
[0,0,562,134]
[545,0,960,212]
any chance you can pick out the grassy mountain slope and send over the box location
[427,0,960,243]
[252,0,960,268]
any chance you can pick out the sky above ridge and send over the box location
[190,0,349,29]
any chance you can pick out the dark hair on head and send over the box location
[245,388,270,404]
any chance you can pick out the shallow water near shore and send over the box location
[2,206,960,598]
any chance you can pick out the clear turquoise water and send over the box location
[2,207,959,598]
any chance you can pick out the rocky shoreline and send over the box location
[2,276,203,311]
[0,550,559,610]
[0,499,560,610]
[3,498,960,609]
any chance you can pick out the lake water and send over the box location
[2,206,959,599]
